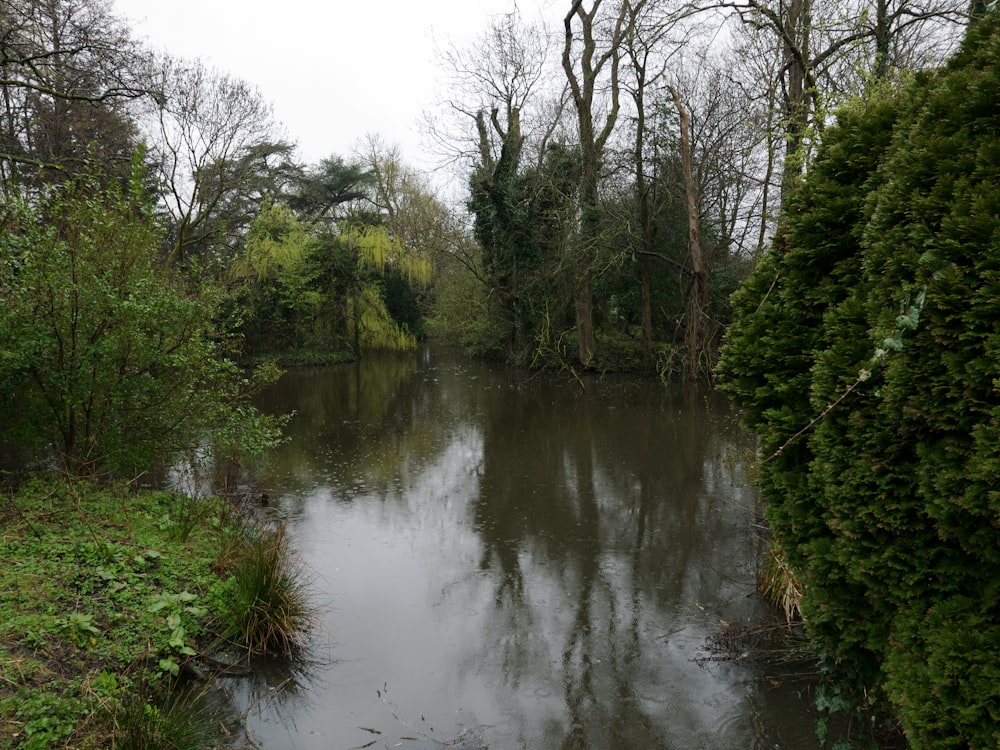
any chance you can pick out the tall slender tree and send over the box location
[666,85,708,379]
[562,0,633,366]
[621,0,672,360]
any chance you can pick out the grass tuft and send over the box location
[161,493,222,544]
[214,522,313,657]
[758,539,804,626]
[111,684,224,750]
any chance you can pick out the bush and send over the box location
[0,167,282,475]
[718,14,1000,747]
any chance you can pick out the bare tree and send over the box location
[0,0,152,192]
[356,135,461,277]
[431,10,576,357]
[426,11,558,176]
[727,0,817,199]
[145,57,289,266]
[620,0,700,360]
[665,84,709,379]
[562,0,634,367]
[701,0,968,197]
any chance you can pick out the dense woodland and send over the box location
[1,0,997,746]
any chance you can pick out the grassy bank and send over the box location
[0,478,310,749]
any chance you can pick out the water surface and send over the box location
[231,346,819,749]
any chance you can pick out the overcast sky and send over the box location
[114,0,564,171]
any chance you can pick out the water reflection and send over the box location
[231,346,819,749]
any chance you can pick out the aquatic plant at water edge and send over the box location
[111,685,225,750]
[757,540,803,627]
[213,523,313,657]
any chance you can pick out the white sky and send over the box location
[114,0,564,172]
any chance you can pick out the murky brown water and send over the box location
[229,345,821,749]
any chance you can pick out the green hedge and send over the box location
[718,14,1000,748]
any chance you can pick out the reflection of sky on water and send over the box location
[231,348,819,749]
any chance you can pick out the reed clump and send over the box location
[111,684,226,750]
[213,522,313,657]
[758,539,804,627]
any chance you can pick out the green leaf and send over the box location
[159,658,180,677]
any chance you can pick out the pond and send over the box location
[227,345,821,749]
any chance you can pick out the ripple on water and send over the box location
[492,721,515,736]
[251,348,811,749]
[635,690,669,707]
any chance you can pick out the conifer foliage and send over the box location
[718,14,1000,748]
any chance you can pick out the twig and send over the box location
[376,687,451,746]
[761,375,866,464]
[244,722,262,750]
[762,285,927,465]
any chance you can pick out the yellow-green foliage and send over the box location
[232,202,312,282]
[342,225,428,352]
[349,284,417,351]
[347,224,432,286]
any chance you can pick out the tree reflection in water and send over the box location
[237,346,820,749]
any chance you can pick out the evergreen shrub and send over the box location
[718,14,1000,747]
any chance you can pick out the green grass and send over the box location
[110,682,229,750]
[0,476,312,748]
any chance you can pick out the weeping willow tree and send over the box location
[228,203,326,354]
[229,206,433,356]
[231,202,312,282]
[345,225,431,352]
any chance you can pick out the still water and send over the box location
[230,345,819,749]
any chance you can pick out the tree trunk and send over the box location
[780,0,811,200]
[576,148,600,367]
[563,0,629,368]
[873,0,890,80]
[639,250,653,358]
[668,86,708,380]
[629,35,655,362]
